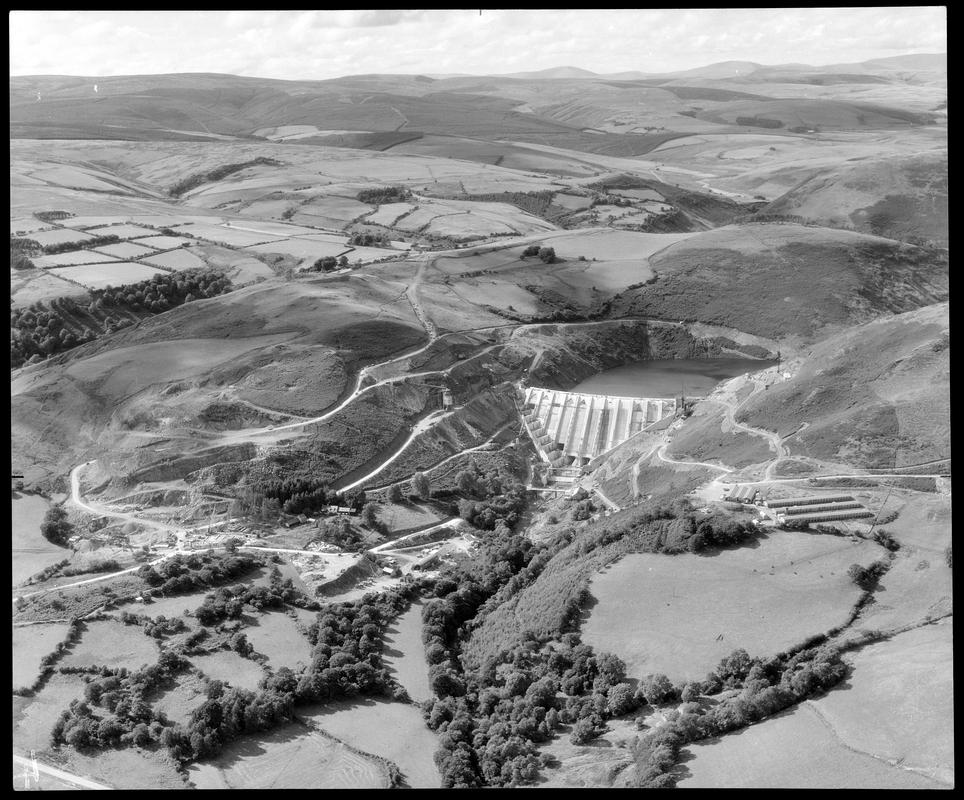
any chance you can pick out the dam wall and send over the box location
[521,386,678,469]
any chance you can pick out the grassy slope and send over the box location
[11,277,425,490]
[737,302,949,468]
[666,402,773,468]
[763,152,948,246]
[611,223,948,342]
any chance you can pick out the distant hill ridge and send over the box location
[11,52,945,85]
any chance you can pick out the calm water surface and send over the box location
[571,358,776,398]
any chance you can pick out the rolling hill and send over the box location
[736,302,949,468]
[761,152,948,246]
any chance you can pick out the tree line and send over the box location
[11,269,231,368]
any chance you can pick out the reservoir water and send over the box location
[570,358,776,399]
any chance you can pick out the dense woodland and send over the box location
[11,268,232,368]
[168,157,282,197]
[407,494,841,787]
[47,550,418,766]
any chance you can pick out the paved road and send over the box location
[337,408,455,493]
[13,754,111,790]
[361,421,516,493]
[368,518,462,554]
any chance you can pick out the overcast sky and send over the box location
[9,8,946,79]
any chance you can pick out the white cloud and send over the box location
[8,8,946,79]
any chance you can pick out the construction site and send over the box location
[521,385,689,479]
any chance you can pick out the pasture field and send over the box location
[302,699,441,788]
[613,188,665,201]
[676,700,946,789]
[375,502,443,534]
[85,223,159,239]
[189,651,266,691]
[381,600,432,703]
[58,214,142,228]
[293,196,373,222]
[520,257,656,297]
[13,673,89,753]
[542,228,696,261]
[190,243,276,284]
[291,231,354,244]
[838,493,951,638]
[11,267,81,309]
[12,493,67,586]
[135,234,195,249]
[383,205,439,231]
[93,241,158,259]
[28,228,96,248]
[416,282,508,331]
[235,198,293,219]
[341,245,404,263]
[818,619,953,786]
[32,250,121,268]
[246,237,349,262]
[142,248,207,271]
[60,620,160,671]
[60,748,187,790]
[551,192,594,210]
[222,220,323,237]
[427,213,517,237]
[610,211,657,227]
[130,589,215,619]
[446,278,542,315]
[242,610,313,671]
[188,721,390,789]
[11,216,55,234]
[29,166,131,193]
[535,722,636,788]
[49,262,169,290]
[147,670,208,726]
[171,222,284,247]
[364,202,416,226]
[12,622,71,690]
[581,532,881,682]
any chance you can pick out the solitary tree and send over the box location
[41,506,73,546]
[361,502,380,528]
[387,483,403,503]
[411,471,430,499]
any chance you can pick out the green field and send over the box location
[302,700,441,788]
[676,621,953,793]
[189,651,267,691]
[59,619,160,671]
[187,720,390,789]
[12,622,70,690]
[12,493,66,587]
[581,532,881,682]
[381,601,432,703]
[242,610,313,670]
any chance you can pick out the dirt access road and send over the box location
[13,754,111,790]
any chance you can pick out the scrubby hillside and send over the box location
[10,275,425,489]
[736,302,949,468]
[762,153,948,246]
[611,223,948,342]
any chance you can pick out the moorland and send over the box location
[10,53,949,790]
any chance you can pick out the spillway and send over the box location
[521,386,679,468]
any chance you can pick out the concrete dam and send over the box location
[521,386,679,468]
